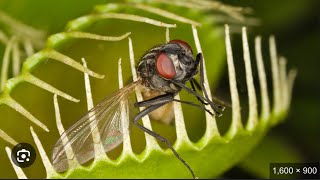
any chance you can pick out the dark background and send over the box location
[218,0,320,178]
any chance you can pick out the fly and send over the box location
[51,39,225,178]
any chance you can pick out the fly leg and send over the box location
[134,93,175,107]
[172,99,213,115]
[190,79,209,105]
[197,53,225,112]
[133,102,196,179]
[188,59,209,105]
[170,79,223,117]
[192,78,202,91]
[135,93,213,115]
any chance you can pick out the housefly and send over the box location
[51,39,224,178]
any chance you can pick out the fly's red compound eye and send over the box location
[169,39,193,52]
[156,52,176,79]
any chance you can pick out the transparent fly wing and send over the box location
[51,80,140,172]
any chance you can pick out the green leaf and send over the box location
[0,0,296,179]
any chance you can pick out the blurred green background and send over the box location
[0,0,319,178]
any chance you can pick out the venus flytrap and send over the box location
[118,58,134,157]
[254,36,270,122]
[224,24,243,139]
[1,36,17,90]
[47,32,131,49]
[0,94,49,132]
[94,3,200,26]
[12,25,296,178]
[130,0,250,22]
[30,126,60,178]
[12,39,21,76]
[5,147,27,179]
[65,13,176,31]
[0,0,296,179]
[30,26,296,177]
[270,36,281,117]
[0,32,130,132]
[192,25,220,140]
[0,11,46,49]
[53,94,79,170]
[0,129,18,146]
[1,125,25,178]
[242,27,258,131]
[0,10,46,84]
[81,58,106,160]
[1,128,26,178]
